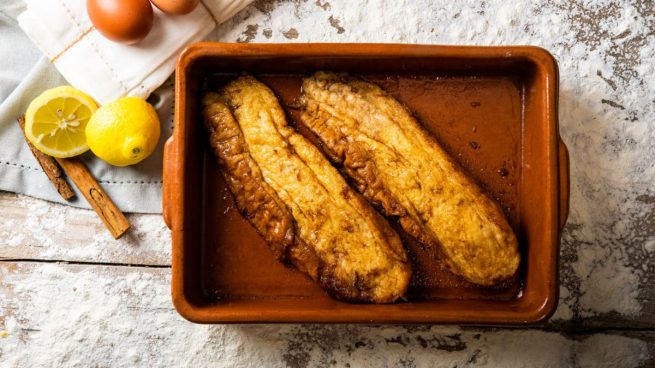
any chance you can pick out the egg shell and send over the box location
[87,0,154,44]
[151,0,200,15]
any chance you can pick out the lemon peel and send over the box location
[86,97,160,167]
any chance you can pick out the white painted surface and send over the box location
[1,0,654,366]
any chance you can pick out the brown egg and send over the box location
[87,0,154,44]
[151,0,200,15]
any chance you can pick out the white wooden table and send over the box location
[1,0,654,366]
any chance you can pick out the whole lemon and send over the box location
[86,97,160,166]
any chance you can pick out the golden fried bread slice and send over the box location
[300,71,519,286]
[202,75,410,303]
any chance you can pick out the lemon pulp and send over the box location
[25,86,98,158]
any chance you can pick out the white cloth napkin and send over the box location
[0,0,252,213]
[17,0,252,104]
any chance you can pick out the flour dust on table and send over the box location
[0,262,650,367]
[212,0,655,324]
[1,0,654,366]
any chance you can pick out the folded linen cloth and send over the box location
[18,0,252,104]
[0,0,251,213]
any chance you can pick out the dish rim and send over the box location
[164,42,568,324]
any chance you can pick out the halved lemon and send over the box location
[24,86,98,158]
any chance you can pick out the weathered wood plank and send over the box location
[0,192,169,266]
[0,262,653,367]
[1,0,653,365]
[2,191,654,329]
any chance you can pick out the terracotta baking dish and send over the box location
[164,43,569,324]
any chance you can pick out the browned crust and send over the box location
[300,71,520,286]
[202,77,411,303]
[202,93,296,261]
[299,81,443,258]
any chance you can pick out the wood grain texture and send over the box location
[1,191,652,329]
[0,193,169,266]
[0,262,652,367]
[16,116,75,201]
[55,157,130,239]
[1,0,654,365]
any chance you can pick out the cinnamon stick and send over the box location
[17,116,75,200]
[55,157,131,239]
